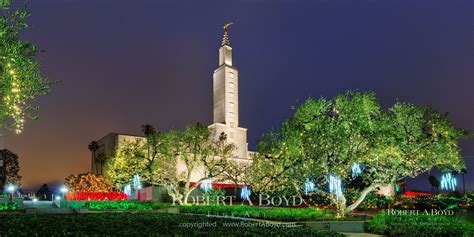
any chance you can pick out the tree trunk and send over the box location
[344,183,382,214]
[463,174,466,195]
[184,186,198,205]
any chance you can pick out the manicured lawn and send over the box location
[367,212,474,237]
[0,212,343,236]
[179,205,333,221]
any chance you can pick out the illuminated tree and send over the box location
[222,159,251,196]
[250,91,467,216]
[65,172,113,192]
[0,149,20,190]
[0,1,52,133]
[107,123,235,204]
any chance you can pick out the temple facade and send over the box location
[91,25,252,182]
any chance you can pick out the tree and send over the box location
[428,175,440,194]
[461,168,467,195]
[65,172,113,192]
[141,124,155,137]
[0,1,53,133]
[250,91,467,216]
[222,159,251,196]
[175,124,235,204]
[35,184,52,200]
[0,149,21,190]
[88,141,99,173]
[106,123,235,205]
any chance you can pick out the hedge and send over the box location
[0,212,343,236]
[179,205,332,221]
[367,212,474,236]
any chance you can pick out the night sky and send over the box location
[1,0,472,192]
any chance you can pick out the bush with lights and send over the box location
[64,172,127,200]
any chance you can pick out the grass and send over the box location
[179,205,333,221]
[367,211,474,237]
[0,212,343,236]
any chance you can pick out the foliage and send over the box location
[107,123,236,205]
[35,183,52,200]
[391,195,464,211]
[66,191,127,201]
[0,212,342,236]
[202,189,226,205]
[0,149,20,190]
[65,172,113,192]
[179,205,332,221]
[428,175,440,194]
[250,90,467,216]
[0,1,53,133]
[367,212,474,236]
[345,191,390,210]
[462,191,474,211]
[88,141,105,175]
[68,200,168,210]
[0,201,18,211]
[306,191,332,206]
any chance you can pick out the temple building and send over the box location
[91,24,252,180]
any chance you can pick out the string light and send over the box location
[240,186,251,201]
[329,174,343,200]
[440,173,457,191]
[304,178,317,195]
[4,59,25,134]
[351,163,362,178]
[132,174,142,189]
[200,179,213,192]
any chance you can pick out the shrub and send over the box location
[202,189,226,205]
[391,195,464,211]
[367,212,474,236]
[0,212,343,236]
[0,201,18,211]
[68,200,168,210]
[180,205,332,221]
[65,172,113,192]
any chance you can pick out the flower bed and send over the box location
[66,191,128,201]
[179,205,332,221]
[367,212,474,236]
[0,212,343,236]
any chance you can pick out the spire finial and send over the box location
[221,22,233,46]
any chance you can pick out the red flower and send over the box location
[66,191,128,201]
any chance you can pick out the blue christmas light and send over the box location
[123,184,132,197]
[304,178,317,195]
[440,173,457,191]
[351,163,362,178]
[133,174,142,189]
[200,179,213,192]
[240,186,251,201]
[329,174,343,200]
